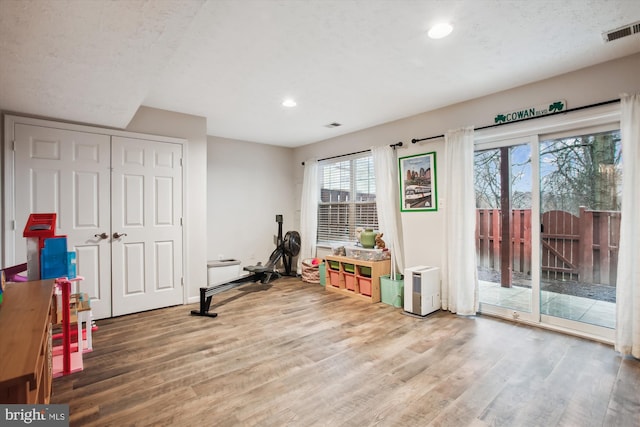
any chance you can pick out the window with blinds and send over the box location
[317,153,378,245]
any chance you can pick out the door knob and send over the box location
[94,232,109,239]
[113,232,128,239]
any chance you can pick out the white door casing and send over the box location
[110,136,183,316]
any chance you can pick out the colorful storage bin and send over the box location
[358,266,372,277]
[319,263,326,286]
[344,273,356,291]
[358,276,372,296]
[328,270,341,287]
[380,275,404,308]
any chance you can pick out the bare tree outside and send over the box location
[540,131,621,215]
[474,144,531,210]
[474,131,621,214]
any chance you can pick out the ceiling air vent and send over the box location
[602,20,640,42]
[324,122,342,128]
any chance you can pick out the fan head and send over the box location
[283,231,301,256]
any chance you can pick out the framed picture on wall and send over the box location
[399,152,438,212]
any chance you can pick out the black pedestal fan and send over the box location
[244,215,300,283]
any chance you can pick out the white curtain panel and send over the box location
[616,93,640,358]
[442,127,479,315]
[372,145,405,280]
[297,159,319,274]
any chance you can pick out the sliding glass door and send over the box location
[539,128,620,330]
[475,139,534,319]
[475,122,620,339]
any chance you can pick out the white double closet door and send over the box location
[11,122,183,319]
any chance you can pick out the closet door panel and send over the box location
[30,169,61,213]
[122,242,145,295]
[111,136,183,316]
[14,124,112,319]
[75,245,103,302]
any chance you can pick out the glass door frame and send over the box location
[475,134,541,325]
[474,103,620,343]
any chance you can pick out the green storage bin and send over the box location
[328,260,340,271]
[343,263,355,274]
[380,274,404,308]
[358,266,372,277]
[319,263,326,287]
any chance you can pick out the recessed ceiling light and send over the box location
[282,99,297,107]
[428,22,453,39]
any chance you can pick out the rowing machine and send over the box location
[190,278,253,318]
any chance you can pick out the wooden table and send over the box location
[0,279,55,404]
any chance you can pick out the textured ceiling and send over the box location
[1,0,640,147]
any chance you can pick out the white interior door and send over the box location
[13,124,112,319]
[10,121,185,319]
[111,136,183,316]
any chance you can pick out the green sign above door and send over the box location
[494,100,566,124]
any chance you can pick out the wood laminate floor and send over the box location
[52,277,640,426]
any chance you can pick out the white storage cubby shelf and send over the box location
[324,255,391,303]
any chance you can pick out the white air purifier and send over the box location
[404,266,441,316]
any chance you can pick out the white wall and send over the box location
[207,135,295,269]
[293,52,640,271]
[126,106,208,302]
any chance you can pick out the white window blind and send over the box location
[317,153,378,244]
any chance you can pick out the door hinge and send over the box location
[180,158,183,167]
[10,220,15,230]
[180,218,183,226]
[181,277,184,287]
[11,140,15,151]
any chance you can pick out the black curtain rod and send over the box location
[301,141,403,166]
[410,98,620,144]
[300,98,620,165]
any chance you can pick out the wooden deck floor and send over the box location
[52,277,640,426]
